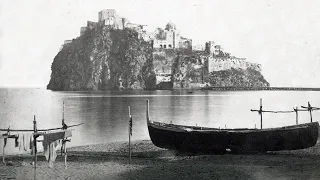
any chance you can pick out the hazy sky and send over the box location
[1,0,320,87]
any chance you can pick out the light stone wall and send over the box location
[208,56,262,72]
[98,9,116,22]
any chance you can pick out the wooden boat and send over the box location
[146,100,319,153]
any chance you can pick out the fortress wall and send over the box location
[208,57,261,72]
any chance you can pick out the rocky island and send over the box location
[47,9,269,91]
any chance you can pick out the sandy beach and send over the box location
[1,140,320,180]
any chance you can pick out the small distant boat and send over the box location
[145,100,319,153]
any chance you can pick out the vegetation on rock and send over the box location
[208,68,269,87]
[47,26,155,91]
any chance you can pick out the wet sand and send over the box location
[1,140,320,180]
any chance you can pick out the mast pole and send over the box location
[308,102,313,122]
[128,106,131,164]
[294,106,298,125]
[33,115,37,169]
[146,100,150,122]
[63,101,65,121]
[260,98,263,129]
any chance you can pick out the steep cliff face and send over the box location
[47,26,156,91]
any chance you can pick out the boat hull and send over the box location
[147,121,319,153]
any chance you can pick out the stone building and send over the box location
[179,37,192,50]
[98,9,128,29]
[153,22,192,50]
[193,44,205,51]
[205,41,215,55]
[213,45,223,56]
[205,41,224,56]
[80,21,98,35]
[98,9,116,22]
[79,9,148,37]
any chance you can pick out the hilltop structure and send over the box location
[152,22,192,50]
[203,41,261,73]
[61,8,263,75]
[52,9,269,91]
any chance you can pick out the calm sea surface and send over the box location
[1,88,320,154]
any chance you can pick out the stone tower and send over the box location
[206,41,215,55]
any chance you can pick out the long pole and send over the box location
[308,102,313,122]
[63,101,65,121]
[294,106,298,125]
[146,100,150,122]
[2,140,4,164]
[33,115,37,169]
[260,98,263,129]
[64,141,67,169]
[62,101,68,169]
[128,106,131,164]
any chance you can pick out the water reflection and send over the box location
[0,89,320,155]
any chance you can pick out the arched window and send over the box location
[164,45,167,48]
[168,44,172,48]
[160,44,163,48]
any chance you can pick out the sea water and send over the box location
[0,88,319,154]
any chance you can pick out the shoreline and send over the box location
[45,87,320,92]
[2,87,320,91]
[2,140,320,179]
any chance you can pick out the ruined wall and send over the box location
[179,38,192,50]
[208,56,261,72]
[87,21,98,29]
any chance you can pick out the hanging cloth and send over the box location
[23,134,28,151]
[3,138,7,148]
[44,140,61,167]
[42,130,72,167]
[15,134,19,147]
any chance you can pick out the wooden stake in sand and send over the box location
[2,126,9,164]
[301,102,320,123]
[260,98,263,129]
[294,106,299,125]
[61,101,69,169]
[33,115,38,169]
[64,141,67,169]
[2,138,4,164]
[250,98,263,129]
[63,139,70,169]
[128,106,132,164]
[308,102,313,122]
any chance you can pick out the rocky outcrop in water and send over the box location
[48,25,269,91]
[169,52,269,88]
[47,26,156,91]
